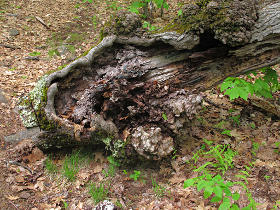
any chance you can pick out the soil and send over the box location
[0,0,280,209]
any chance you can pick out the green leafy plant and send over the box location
[129,0,169,18]
[62,151,81,181]
[221,129,232,137]
[29,51,41,56]
[184,173,240,210]
[44,156,58,174]
[130,170,141,181]
[92,15,97,28]
[89,182,109,204]
[162,112,168,121]
[62,200,68,209]
[185,144,258,210]
[221,67,279,100]
[250,122,256,129]
[177,9,183,17]
[152,177,169,197]
[230,115,240,126]
[215,120,226,129]
[196,143,237,175]
[172,149,178,159]
[143,21,159,31]
[103,156,120,177]
[273,200,280,210]
[274,142,280,154]
[99,0,123,11]
[234,166,259,210]
[48,49,60,57]
[251,141,260,157]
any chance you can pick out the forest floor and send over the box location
[0,0,280,209]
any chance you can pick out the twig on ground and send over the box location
[35,16,50,29]
[6,160,33,175]
[7,199,19,210]
[0,43,21,50]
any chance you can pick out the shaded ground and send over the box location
[0,0,279,209]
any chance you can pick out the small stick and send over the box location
[0,43,21,49]
[7,199,19,210]
[6,161,33,175]
[35,16,50,29]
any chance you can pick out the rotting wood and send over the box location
[19,0,280,161]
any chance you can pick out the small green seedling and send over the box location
[44,156,58,174]
[273,200,280,210]
[130,170,141,181]
[250,122,256,129]
[264,175,270,180]
[103,156,120,177]
[221,129,232,137]
[62,200,68,209]
[230,115,240,126]
[89,182,109,204]
[62,151,81,181]
[162,112,168,121]
[152,177,168,198]
[143,21,159,31]
[251,141,260,157]
[274,142,280,154]
[29,51,41,56]
[172,149,178,159]
[215,120,226,129]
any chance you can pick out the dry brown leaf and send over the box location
[94,152,106,163]
[169,175,186,184]
[15,175,25,183]
[11,185,34,192]
[78,171,90,180]
[34,181,45,191]
[5,195,20,201]
[93,163,103,174]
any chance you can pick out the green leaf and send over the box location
[223,187,232,196]
[232,192,240,201]
[163,2,169,9]
[203,138,213,145]
[162,113,168,120]
[184,178,195,188]
[177,9,183,16]
[230,204,240,210]
[197,180,207,191]
[221,129,232,136]
[240,170,250,177]
[213,185,223,198]
[219,197,231,210]
[204,185,214,199]
[211,195,222,203]
[225,88,239,100]
[235,174,248,184]
[221,78,235,91]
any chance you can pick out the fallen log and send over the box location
[19,0,280,162]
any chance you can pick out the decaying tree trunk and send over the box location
[19,0,280,162]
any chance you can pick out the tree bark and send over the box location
[19,0,280,161]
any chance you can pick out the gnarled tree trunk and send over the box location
[19,0,280,161]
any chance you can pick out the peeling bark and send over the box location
[20,0,280,161]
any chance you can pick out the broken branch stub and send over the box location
[19,1,280,161]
